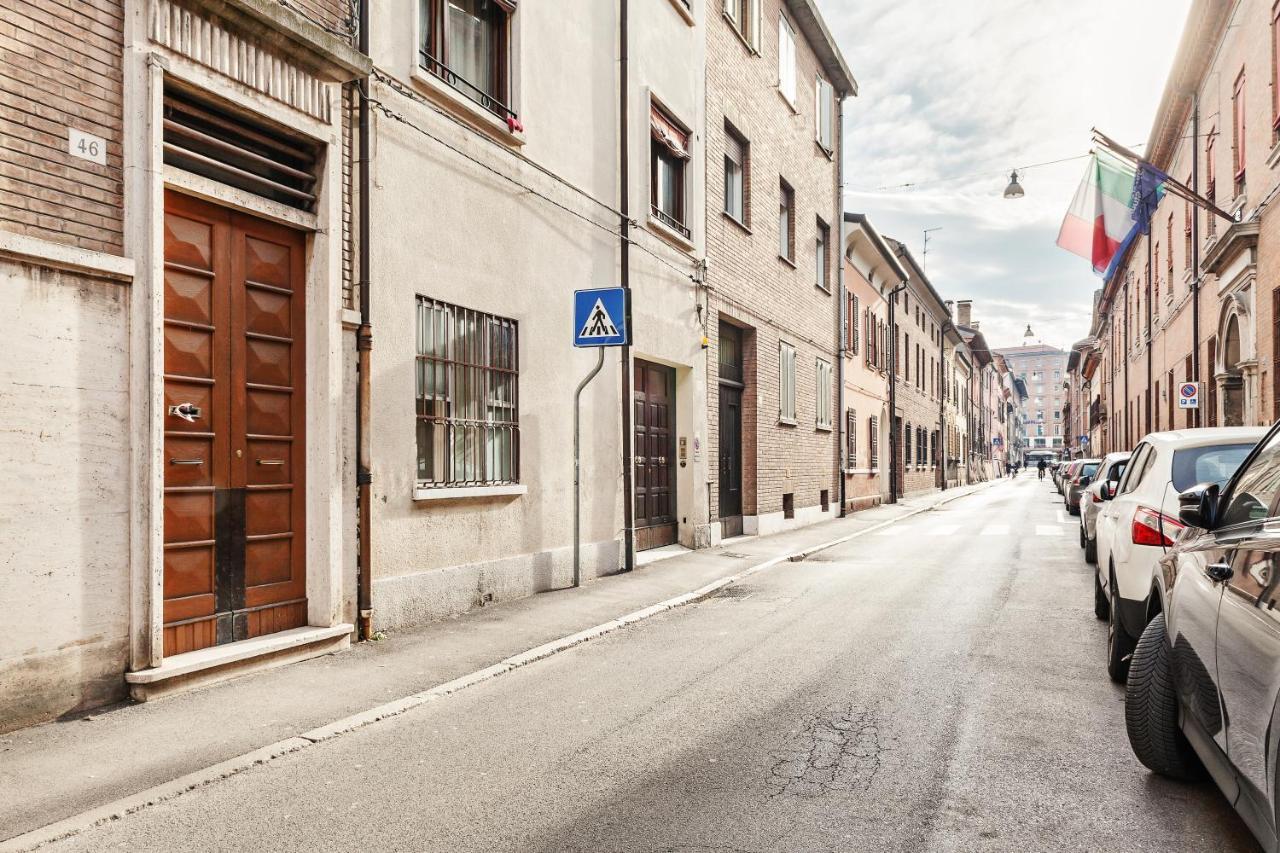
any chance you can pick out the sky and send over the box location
[827,0,1192,352]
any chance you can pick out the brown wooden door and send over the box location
[163,191,307,655]
[634,360,677,551]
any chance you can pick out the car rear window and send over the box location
[1171,443,1257,491]
[1080,463,1099,477]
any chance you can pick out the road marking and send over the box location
[1056,510,1070,525]
[877,526,913,536]
[927,524,961,536]
[1036,524,1063,536]
[981,524,1010,536]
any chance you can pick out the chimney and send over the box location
[957,300,973,327]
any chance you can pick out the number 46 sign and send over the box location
[68,128,107,166]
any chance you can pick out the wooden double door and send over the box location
[162,191,307,655]
[634,360,678,551]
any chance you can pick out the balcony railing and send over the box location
[651,204,691,239]
[419,51,519,126]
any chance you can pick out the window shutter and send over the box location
[847,408,857,466]
[851,294,859,355]
[750,0,762,51]
[778,16,796,103]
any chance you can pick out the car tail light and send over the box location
[1132,506,1185,548]
[1091,491,1103,503]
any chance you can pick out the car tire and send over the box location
[1093,572,1108,619]
[1079,525,1086,548]
[1084,533,1097,565]
[1125,614,1205,781]
[1107,572,1135,683]
[1069,503,1080,517]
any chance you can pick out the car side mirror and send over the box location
[1178,482,1220,530]
[1079,476,1092,488]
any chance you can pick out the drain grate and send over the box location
[719,551,750,559]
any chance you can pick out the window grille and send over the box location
[416,298,519,487]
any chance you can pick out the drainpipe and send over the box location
[835,97,846,517]
[1145,233,1153,434]
[886,283,905,503]
[355,0,373,640]
[1123,279,1130,448]
[1191,93,1202,427]
[618,0,635,571]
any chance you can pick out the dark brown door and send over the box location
[634,360,677,550]
[718,388,743,538]
[163,190,307,655]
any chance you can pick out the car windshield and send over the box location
[1171,443,1257,491]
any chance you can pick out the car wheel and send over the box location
[1084,533,1097,565]
[1125,614,1205,780]
[1093,572,1108,619]
[1069,503,1080,517]
[1079,525,1086,548]
[1107,574,1135,683]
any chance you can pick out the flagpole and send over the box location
[1091,128,1237,224]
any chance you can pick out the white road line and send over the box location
[1036,524,1063,536]
[1056,510,1070,525]
[927,524,961,536]
[877,526,912,536]
[981,524,1010,536]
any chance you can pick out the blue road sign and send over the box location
[573,287,629,347]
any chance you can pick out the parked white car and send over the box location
[1093,427,1266,683]
[1078,451,1130,564]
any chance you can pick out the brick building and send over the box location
[705,0,855,537]
[883,237,948,497]
[994,343,1070,455]
[1081,0,1280,455]
[1,0,368,731]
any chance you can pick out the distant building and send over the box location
[994,341,1071,455]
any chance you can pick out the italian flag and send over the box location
[1056,153,1137,276]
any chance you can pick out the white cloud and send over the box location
[828,0,1190,350]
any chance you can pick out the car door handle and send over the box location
[1206,562,1234,582]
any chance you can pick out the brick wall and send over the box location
[0,0,124,254]
[893,285,943,495]
[705,0,842,523]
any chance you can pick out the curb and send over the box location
[0,480,997,852]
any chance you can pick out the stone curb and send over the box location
[0,480,997,852]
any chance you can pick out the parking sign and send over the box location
[1178,382,1199,409]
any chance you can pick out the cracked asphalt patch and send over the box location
[766,705,898,798]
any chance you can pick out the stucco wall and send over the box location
[0,260,130,732]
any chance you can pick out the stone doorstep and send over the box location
[124,625,354,702]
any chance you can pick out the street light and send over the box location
[1003,170,1025,199]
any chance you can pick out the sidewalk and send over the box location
[0,482,994,846]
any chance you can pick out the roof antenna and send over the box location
[922,227,943,272]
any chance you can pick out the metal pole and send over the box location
[887,285,900,503]
[355,0,374,641]
[574,347,606,588]
[618,0,635,572]
[1191,93,1202,427]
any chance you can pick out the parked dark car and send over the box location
[1064,458,1100,516]
[1057,460,1082,495]
[1124,420,1280,851]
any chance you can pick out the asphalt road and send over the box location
[46,475,1261,852]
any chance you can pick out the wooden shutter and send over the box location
[847,408,857,467]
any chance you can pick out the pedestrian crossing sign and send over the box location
[573,287,629,347]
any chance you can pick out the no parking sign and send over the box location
[1178,382,1199,409]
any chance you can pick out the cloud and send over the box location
[828,0,1190,351]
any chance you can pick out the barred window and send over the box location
[416,298,519,487]
[816,358,833,430]
[779,341,797,423]
[846,408,857,467]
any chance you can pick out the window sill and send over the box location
[814,281,831,295]
[410,66,525,148]
[816,424,832,433]
[647,213,696,253]
[778,417,797,427]
[413,484,528,501]
[776,88,798,114]
[665,0,695,25]
[815,140,834,160]
[1268,137,1280,171]
[778,253,797,269]
[723,210,752,234]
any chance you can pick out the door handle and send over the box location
[170,458,203,465]
[168,403,202,422]
[1206,562,1234,582]
[256,458,285,466]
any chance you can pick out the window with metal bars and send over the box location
[418,0,517,123]
[416,298,519,487]
[869,416,879,469]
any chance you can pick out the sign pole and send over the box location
[574,348,607,588]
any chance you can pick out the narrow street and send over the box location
[37,475,1258,853]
